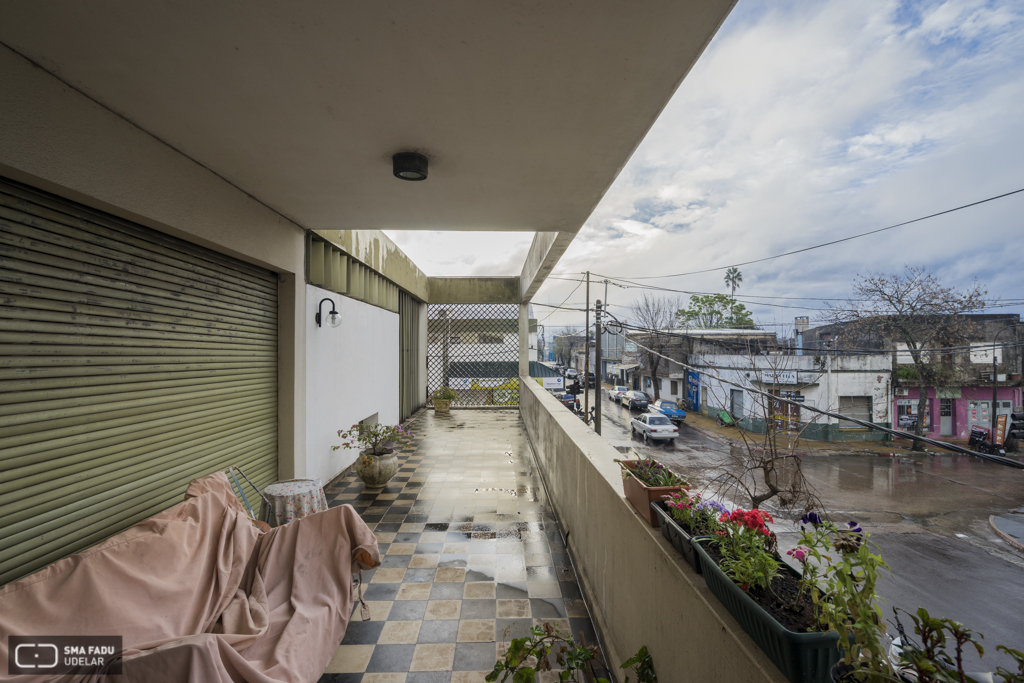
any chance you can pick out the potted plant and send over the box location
[692,509,842,683]
[333,423,415,488]
[487,621,657,683]
[650,492,728,574]
[432,386,457,413]
[617,457,690,527]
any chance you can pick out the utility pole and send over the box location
[595,299,602,434]
[992,325,1015,443]
[602,279,609,384]
[584,271,590,421]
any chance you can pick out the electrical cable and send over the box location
[586,186,1024,280]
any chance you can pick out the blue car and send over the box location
[651,399,686,422]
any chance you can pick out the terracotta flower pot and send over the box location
[433,399,451,413]
[355,448,398,489]
[619,460,690,527]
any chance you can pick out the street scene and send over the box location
[574,381,1024,670]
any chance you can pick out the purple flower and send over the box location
[801,512,823,527]
[697,500,729,515]
[845,521,863,536]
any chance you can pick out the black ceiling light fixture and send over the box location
[392,152,428,181]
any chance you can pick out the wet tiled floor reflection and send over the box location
[318,410,606,683]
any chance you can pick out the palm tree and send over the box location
[724,267,743,296]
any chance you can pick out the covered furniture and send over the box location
[0,472,379,682]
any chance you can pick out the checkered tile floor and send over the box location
[317,410,607,683]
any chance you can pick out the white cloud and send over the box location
[534,0,1024,330]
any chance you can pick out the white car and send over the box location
[608,386,629,403]
[631,413,679,443]
[565,369,578,380]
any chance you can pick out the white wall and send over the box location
[305,284,400,486]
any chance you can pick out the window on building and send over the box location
[670,380,679,395]
[838,396,871,429]
[940,398,953,417]
[478,334,502,345]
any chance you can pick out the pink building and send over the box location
[894,386,1023,441]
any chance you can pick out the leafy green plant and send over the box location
[333,423,415,456]
[432,386,458,401]
[995,645,1024,683]
[797,515,892,679]
[620,645,658,683]
[897,607,983,683]
[625,458,689,488]
[487,622,657,683]
[712,508,779,592]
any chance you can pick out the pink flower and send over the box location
[786,546,809,564]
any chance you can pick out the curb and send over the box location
[990,515,1024,554]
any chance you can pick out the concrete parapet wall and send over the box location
[519,378,787,683]
[427,276,520,304]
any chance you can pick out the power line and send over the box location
[538,279,584,324]
[585,186,1024,280]
[611,319,1024,357]
[602,322,1024,469]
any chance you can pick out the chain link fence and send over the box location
[427,303,519,406]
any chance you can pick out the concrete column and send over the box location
[519,303,530,377]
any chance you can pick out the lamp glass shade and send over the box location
[327,311,343,328]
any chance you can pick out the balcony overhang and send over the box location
[0,1,735,244]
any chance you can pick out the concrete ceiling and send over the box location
[0,1,733,234]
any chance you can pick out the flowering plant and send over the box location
[333,423,415,456]
[663,492,727,536]
[712,507,780,592]
[796,514,892,677]
[625,458,689,488]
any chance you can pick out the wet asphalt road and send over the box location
[585,388,1024,670]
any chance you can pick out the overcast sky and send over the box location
[386,0,1024,333]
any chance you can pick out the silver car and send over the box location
[608,386,629,403]
[630,413,679,443]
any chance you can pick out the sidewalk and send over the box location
[991,511,1024,553]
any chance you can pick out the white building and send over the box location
[690,353,892,442]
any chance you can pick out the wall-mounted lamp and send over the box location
[393,152,428,181]
[316,298,342,328]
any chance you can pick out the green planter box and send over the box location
[650,501,709,574]
[694,539,839,683]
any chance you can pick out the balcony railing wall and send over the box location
[518,378,787,683]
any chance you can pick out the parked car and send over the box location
[565,369,578,380]
[898,414,918,429]
[623,390,650,411]
[608,386,629,403]
[650,399,686,423]
[558,392,579,412]
[586,372,596,387]
[631,412,679,443]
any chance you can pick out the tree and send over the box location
[677,294,755,329]
[704,353,823,512]
[630,293,679,400]
[552,327,580,367]
[823,266,986,451]
[724,267,743,296]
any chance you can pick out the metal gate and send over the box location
[0,177,278,585]
[427,303,519,406]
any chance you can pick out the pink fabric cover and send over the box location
[0,472,379,683]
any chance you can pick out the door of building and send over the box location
[0,177,279,585]
[730,389,744,420]
[939,398,954,436]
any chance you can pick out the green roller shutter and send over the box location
[0,177,278,585]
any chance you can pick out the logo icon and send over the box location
[14,643,58,669]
